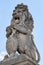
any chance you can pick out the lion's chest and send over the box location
[17,33,32,51]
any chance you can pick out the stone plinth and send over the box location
[0,54,39,65]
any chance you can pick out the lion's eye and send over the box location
[18,11,21,13]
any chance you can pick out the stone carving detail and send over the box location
[5,3,40,64]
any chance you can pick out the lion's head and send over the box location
[11,3,34,31]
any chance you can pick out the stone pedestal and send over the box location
[0,54,39,65]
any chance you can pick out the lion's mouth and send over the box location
[15,16,20,20]
[14,16,20,24]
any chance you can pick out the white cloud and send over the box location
[0,51,7,61]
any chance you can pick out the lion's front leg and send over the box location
[6,35,18,58]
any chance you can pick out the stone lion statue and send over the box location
[5,3,40,63]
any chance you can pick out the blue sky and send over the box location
[0,0,43,65]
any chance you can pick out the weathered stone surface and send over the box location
[0,54,39,65]
[6,3,40,63]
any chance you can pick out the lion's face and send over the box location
[11,8,33,31]
[12,9,27,24]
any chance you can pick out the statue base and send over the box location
[0,54,39,65]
